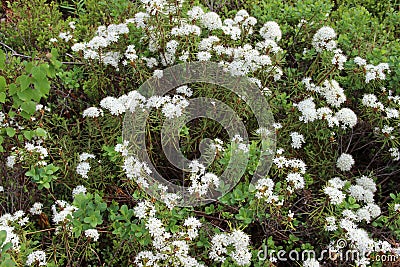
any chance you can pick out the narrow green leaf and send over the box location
[0,76,6,92]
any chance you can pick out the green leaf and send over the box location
[0,258,16,267]
[0,230,6,244]
[0,50,5,70]
[0,76,6,92]
[5,128,16,137]
[17,74,30,91]
[35,128,47,138]
[8,83,17,96]
[20,100,36,115]
[0,92,5,103]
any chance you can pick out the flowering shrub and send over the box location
[0,0,399,266]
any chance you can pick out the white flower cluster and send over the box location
[255,177,279,203]
[336,153,355,172]
[302,78,347,108]
[323,174,398,265]
[72,185,87,196]
[290,132,305,149]
[187,160,220,197]
[82,107,103,118]
[51,200,78,225]
[312,26,337,52]
[123,156,152,188]
[361,94,384,111]
[325,216,337,231]
[84,229,100,242]
[273,154,307,195]
[134,201,205,267]
[0,211,30,251]
[76,153,95,178]
[348,176,377,204]
[25,142,48,160]
[29,202,43,215]
[26,250,47,266]
[295,95,357,129]
[353,57,390,83]
[260,21,282,42]
[6,155,16,168]
[331,49,347,70]
[303,258,320,267]
[209,229,252,266]
[389,147,400,161]
[323,177,347,205]
[220,10,257,40]
[157,184,182,210]
[115,140,130,157]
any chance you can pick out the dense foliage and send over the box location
[0,0,399,266]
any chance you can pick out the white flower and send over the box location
[389,148,400,161]
[197,51,212,61]
[286,172,305,191]
[26,251,47,266]
[209,230,251,266]
[6,155,16,168]
[0,186,3,192]
[356,176,376,193]
[324,186,345,205]
[334,108,357,129]
[260,21,282,42]
[354,56,367,66]
[201,12,222,30]
[85,229,100,241]
[303,258,320,267]
[134,201,156,219]
[59,31,73,42]
[394,204,400,212]
[100,96,126,115]
[290,132,305,149]
[79,153,95,162]
[187,6,204,20]
[332,49,347,70]
[115,140,130,156]
[30,203,43,215]
[328,177,346,189]
[72,185,87,196]
[125,45,138,61]
[51,200,78,224]
[361,94,384,110]
[296,97,317,123]
[83,107,103,118]
[312,26,337,52]
[325,216,337,231]
[153,69,163,79]
[336,153,355,171]
[348,185,374,203]
[176,85,193,97]
[322,79,346,108]
[76,162,91,178]
[365,63,390,83]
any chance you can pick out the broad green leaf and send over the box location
[16,74,30,91]
[0,92,5,103]
[20,100,36,114]
[5,127,16,137]
[35,128,47,138]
